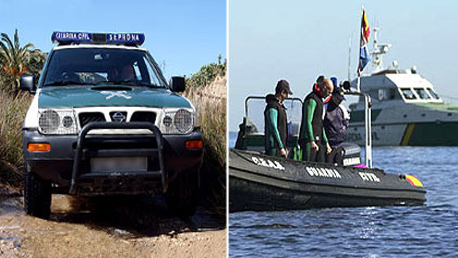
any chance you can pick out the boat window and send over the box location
[400,88,417,100]
[365,88,400,101]
[283,99,303,136]
[367,89,379,101]
[378,88,399,101]
[245,99,265,134]
[427,88,440,99]
[245,97,303,136]
[414,88,430,99]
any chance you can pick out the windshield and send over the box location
[245,97,303,136]
[400,88,417,100]
[42,48,167,88]
[414,88,430,99]
[427,88,440,99]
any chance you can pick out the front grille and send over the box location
[109,111,127,122]
[131,111,156,123]
[79,112,105,127]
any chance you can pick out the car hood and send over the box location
[37,85,192,109]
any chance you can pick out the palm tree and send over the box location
[26,49,47,74]
[0,29,34,91]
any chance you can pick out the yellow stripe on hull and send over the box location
[406,174,424,187]
[400,124,416,146]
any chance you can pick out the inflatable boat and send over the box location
[229,96,426,212]
[229,149,425,211]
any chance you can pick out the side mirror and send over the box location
[169,76,186,93]
[20,74,37,93]
[342,80,351,91]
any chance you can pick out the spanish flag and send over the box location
[358,8,371,75]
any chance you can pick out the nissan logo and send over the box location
[111,112,126,122]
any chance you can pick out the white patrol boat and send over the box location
[347,28,458,146]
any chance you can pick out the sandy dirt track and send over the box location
[0,186,226,258]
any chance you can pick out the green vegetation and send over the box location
[0,29,46,92]
[0,29,43,186]
[184,59,227,216]
[185,54,226,91]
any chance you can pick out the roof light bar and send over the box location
[51,32,145,46]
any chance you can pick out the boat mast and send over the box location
[348,36,352,81]
[355,7,373,168]
[371,27,391,73]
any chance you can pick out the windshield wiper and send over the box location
[44,80,93,87]
[137,82,164,88]
[100,80,138,86]
[99,80,164,88]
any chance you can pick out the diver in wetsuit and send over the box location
[264,79,293,158]
[299,76,333,162]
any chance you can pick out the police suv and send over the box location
[20,32,203,219]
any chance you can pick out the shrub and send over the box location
[184,61,227,217]
[0,90,32,186]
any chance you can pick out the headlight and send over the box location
[160,108,194,134]
[38,110,60,133]
[38,109,77,135]
[174,109,193,133]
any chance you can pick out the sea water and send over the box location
[228,132,457,257]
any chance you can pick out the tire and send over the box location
[165,172,199,217]
[24,171,52,219]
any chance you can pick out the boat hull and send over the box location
[348,121,458,146]
[229,149,426,212]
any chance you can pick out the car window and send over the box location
[142,56,163,87]
[42,48,167,87]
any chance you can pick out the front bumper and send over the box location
[22,122,203,195]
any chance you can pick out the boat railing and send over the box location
[243,96,303,136]
[240,92,373,168]
[235,96,303,151]
[244,96,303,122]
[344,84,373,168]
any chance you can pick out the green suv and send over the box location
[20,32,203,219]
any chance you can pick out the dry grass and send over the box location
[187,75,226,166]
[184,74,227,216]
[0,90,32,186]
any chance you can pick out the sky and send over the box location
[229,0,458,131]
[0,0,226,79]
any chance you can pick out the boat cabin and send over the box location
[350,70,442,108]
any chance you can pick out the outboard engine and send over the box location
[341,142,362,166]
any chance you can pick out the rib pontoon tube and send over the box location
[229,149,426,212]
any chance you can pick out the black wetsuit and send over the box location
[264,94,288,157]
[298,91,328,162]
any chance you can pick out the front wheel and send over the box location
[24,171,52,219]
[165,172,199,217]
